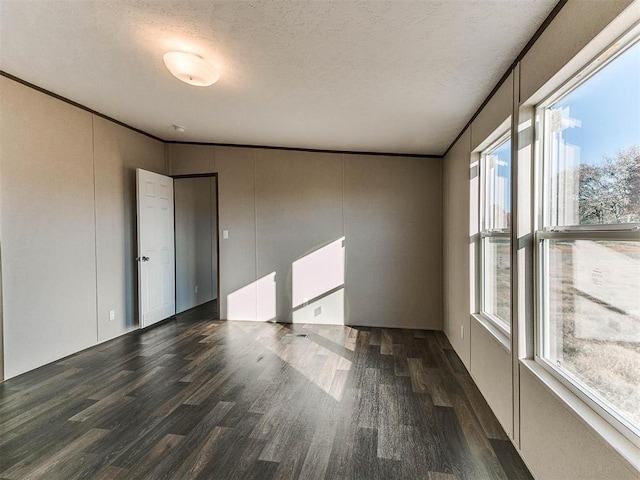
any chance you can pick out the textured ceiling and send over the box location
[0,0,557,154]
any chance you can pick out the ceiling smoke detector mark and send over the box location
[173,124,186,133]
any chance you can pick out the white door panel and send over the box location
[137,169,175,327]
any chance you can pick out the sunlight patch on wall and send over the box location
[291,237,345,325]
[257,272,277,321]
[292,237,344,308]
[227,272,276,321]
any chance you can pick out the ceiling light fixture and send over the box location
[163,52,220,87]
[173,124,186,133]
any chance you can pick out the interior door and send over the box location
[136,168,176,327]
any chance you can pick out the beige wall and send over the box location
[169,144,443,329]
[470,318,513,437]
[470,72,513,151]
[1,77,97,378]
[93,116,166,342]
[213,146,257,321]
[255,149,343,323]
[169,144,214,175]
[443,128,471,366]
[344,154,442,329]
[469,70,514,439]
[442,1,639,478]
[520,366,638,480]
[0,76,166,378]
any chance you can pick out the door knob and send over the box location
[136,256,150,262]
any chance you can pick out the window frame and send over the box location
[534,34,640,447]
[478,131,512,338]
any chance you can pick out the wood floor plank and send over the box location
[169,426,232,479]
[245,459,280,480]
[378,382,402,461]
[428,472,457,480]
[393,344,411,377]
[490,439,535,480]
[323,388,360,479]
[0,300,528,480]
[0,382,94,434]
[456,373,509,440]
[270,423,314,480]
[369,328,381,346]
[0,367,83,415]
[297,417,338,480]
[407,357,428,393]
[351,427,378,479]
[127,433,184,480]
[92,464,131,480]
[0,401,96,474]
[381,329,393,355]
[2,428,108,480]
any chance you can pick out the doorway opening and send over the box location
[173,174,220,318]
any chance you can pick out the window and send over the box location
[480,135,512,335]
[536,38,640,443]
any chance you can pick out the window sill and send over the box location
[471,313,511,352]
[520,359,640,472]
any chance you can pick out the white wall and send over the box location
[442,1,639,478]
[0,76,166,378]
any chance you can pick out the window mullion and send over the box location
[536,230,640,241]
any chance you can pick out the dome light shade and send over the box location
[163,52,220,87]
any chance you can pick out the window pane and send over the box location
[485,138,512,230]
[482,237,511,328]
[541,239,640,431]
[546,41,640,227]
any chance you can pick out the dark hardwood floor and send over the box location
[0,302,532,479]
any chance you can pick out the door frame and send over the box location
[172,173,220,319]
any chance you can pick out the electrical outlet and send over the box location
[109,310,115,322]
[195,286,199,294]
[461,325,465,339]
[314,306,322,317]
